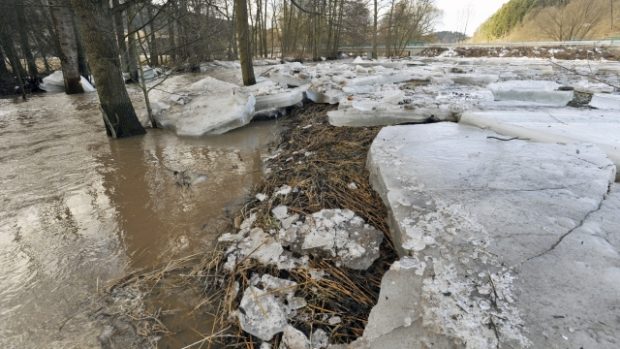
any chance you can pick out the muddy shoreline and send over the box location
[100,103,397,349]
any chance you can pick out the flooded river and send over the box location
[0,92,279,348]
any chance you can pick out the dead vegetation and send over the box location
[100,104,397,348]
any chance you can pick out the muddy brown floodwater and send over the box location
[0,92,279,349]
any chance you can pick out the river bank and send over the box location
[4,53,620,348]
[101,103,398,348]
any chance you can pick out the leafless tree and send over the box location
[383,0,438,56]
[537,0,605,41]
[48,0,84,94]
[70,0,146,137]
[235,0,256,85]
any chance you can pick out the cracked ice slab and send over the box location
[516,185,620,348]
[362,123,616,349]
[460,108,620,181]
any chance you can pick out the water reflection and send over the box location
[100,125,274,269]
[0,92,278,348]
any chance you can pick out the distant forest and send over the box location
[432,31,469,43]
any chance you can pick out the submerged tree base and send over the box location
[100,104,397,348]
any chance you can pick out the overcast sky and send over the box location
[434,0,511,35]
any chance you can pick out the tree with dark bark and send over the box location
[0,18,27,99]
[234,0,256,85]
[70,0,146,138]
[15,0,40,87]
[48,0,84,94]
[372,0,378,59]
[126,4,140,83]
[112,0,130,74]
[0,48,10,80]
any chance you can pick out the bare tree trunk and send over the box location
[147,5,159,66]
[0,47,10,79]
[178,0,190,62]
[15,0,39,85]
[70,0,146,138]
[386,0,395,57]
[32,31,53,73]
[223,0,234,60]
[49,0,84,94]
[126,5,140,82]
[333,0,344,57]
[112,0,129,73]
[168,15,177,64]
[0,30,27,99]
[249,0,257,57]
[234,0,256,85]
[263,0,268,57]
[136,34,157,128]
[74,18,91,81]
[372,0,378,59]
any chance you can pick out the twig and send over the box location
[549,59,620,90]
[486,136,522,142]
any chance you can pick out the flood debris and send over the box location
[98,54,620,349]
[103,104,396,348]
[196,105,396,348]
[140,55,620,135]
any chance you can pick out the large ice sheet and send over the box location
[151,76,256,136]
[359,123,617,349]
[460,109,620,180]
[246,80,307,115]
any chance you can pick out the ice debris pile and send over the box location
[145,56,619,135]
[220,206,383,271]
[217,193,382,345]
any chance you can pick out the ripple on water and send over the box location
[0,91,279,348]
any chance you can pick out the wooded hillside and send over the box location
[473,0,619,42]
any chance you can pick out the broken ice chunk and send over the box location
[238,286,288,341]
[236,228,284,265]
[272,205,289,220]
[280,325,311,349]
[297,209,383,270]
[487,80,573,106]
